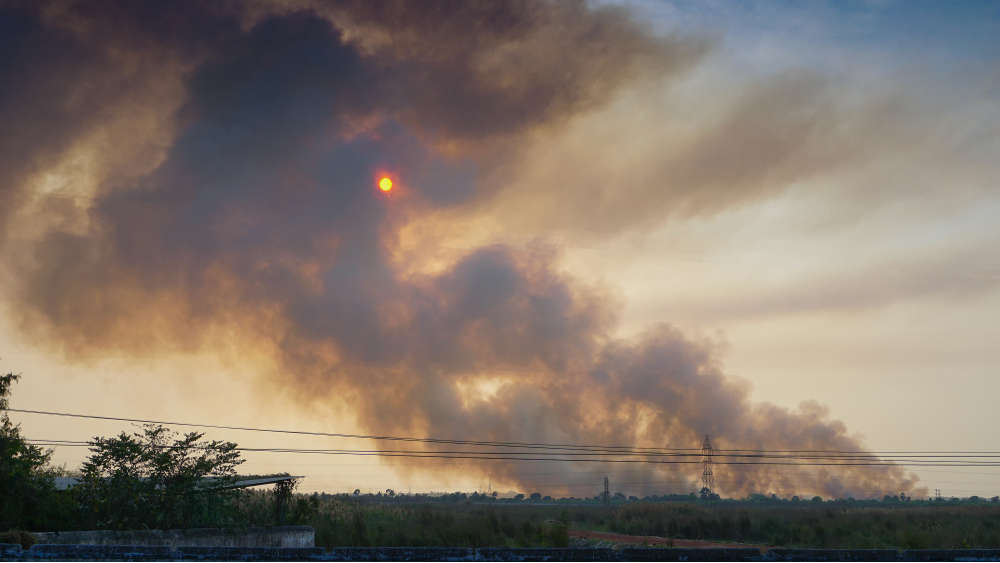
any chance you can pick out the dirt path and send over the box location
[569,529,768,550]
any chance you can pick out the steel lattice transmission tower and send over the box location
[603,476,610,506]
[701,434,715,494]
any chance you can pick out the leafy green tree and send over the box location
[77,424,244,529]
[0,372,60,530]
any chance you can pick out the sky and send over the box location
[1,0,998,498]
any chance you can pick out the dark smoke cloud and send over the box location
[275,0,706,142]
[0,2,115,237]
[0,0,920,497]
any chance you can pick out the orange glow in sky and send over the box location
[378,176,393,192]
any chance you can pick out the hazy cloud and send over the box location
[0,0,924,497]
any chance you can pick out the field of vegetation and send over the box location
[285,495,1000,549]
[5,372,1000,550]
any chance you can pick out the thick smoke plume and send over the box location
[0,0,921,498]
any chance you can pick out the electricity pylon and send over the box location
[701,434,715,494]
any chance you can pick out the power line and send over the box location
[8,408,702,454]
[24,440,1000,468]
[12,408,1000,459]
[27,439,1000,462]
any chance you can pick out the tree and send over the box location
[77,423,244,529]
[273,479,296,524]
[0,371,60,530]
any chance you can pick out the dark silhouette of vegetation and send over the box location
[0,372,63,531]
[289,497,571,548]
[239,493,1000,549]
[272,478,296,524]
[584,501,1000,549]
[4,369,1000,549]
[75,424,244,529]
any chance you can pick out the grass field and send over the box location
[272,495,1000,549]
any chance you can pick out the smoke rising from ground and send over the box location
[0,0,922,498]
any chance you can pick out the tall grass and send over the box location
[285,497,1000,549]
[303,498,569,547]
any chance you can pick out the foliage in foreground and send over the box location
[0,372,64,531]
[75,424,244,530]
[1,370,250,531]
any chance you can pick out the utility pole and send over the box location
[935,488,942,501]
[701,434,715,495]
[603,476,610,506]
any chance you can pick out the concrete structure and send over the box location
[31,526,314,548]
[3,545,1000,561]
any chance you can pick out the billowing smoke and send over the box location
[0,0,921,498]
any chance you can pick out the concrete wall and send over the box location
[30,525,314,548]
[3,544,1000,561]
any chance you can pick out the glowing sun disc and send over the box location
[378,177,393,192]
